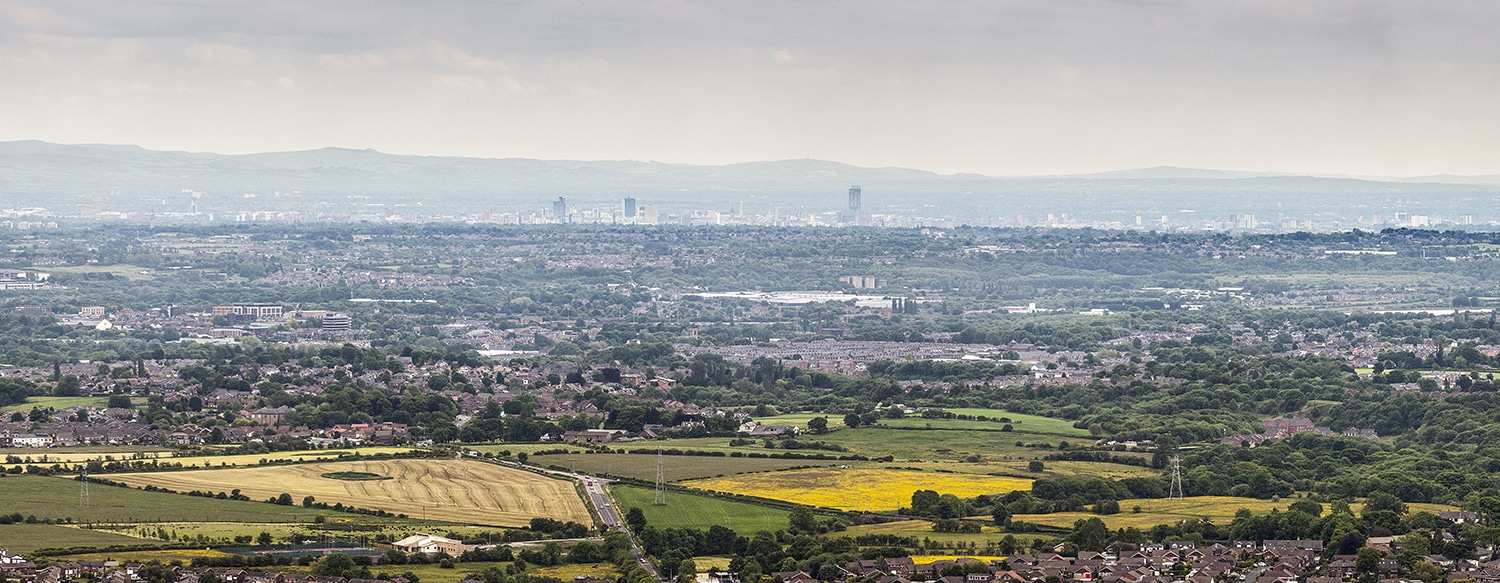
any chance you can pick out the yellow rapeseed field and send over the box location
[106,458,590,527]
[683,468,1031,512]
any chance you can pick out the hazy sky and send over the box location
[2,1,1498,176]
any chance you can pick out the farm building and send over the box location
[391,533,468,556]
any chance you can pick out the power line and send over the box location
[653,445,666,506]
[1169,455,1185,499]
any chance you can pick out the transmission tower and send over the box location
[653,446,666,505]
[1168,456,1185,499]
[80,467,91,507]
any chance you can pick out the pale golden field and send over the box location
[683,468,1031,512]
[106,459,590,527]
[2,447,419,472]
[1014,496,1462,530]
[52,549,238,564]
[911,555,1008,564]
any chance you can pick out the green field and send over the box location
[1,396,146,413]
[45,264,156,280]
[754,411,1085,437]
[837,520,1046,548]
[915,409,1091,436]
[0,475,329,524]
[1014,496,1462,530]
[465,443,591,455]
[0,523,155,554]
[812,427,1064,462]
[534,452,843,482]
[613,485,791,534]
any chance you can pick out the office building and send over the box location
[848,186,862,212]
[552,197,568,223]
[624,197,637,218]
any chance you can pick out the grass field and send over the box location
[753,410,1086,437]
[931,409,1089,435]
[45,264,156,280]
[268,561,616,583]
[0,449,172,464]
[838,520,1044,548]
[683,468,1032,512]
[466,444,591,455]
[52,549,238,563]
[1,396,148,413]
[105,459,590,527]
[0,523,156,554]
[0,475,329,523]
[535,453,843,482]
[613,485,791,534]
[1012,496,1462,530]
[811,428,1063,462]
[3,447,420,471]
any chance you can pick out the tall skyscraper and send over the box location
[553,197,568,223]
[848,186,861,212]
[624,197,637,218]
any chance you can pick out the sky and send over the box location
[2,1,1499,177]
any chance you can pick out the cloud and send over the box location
[5,48,52,66]
[426,42,507,71]
[184,42,257,66]
[771,49,795,64]
[316,51,390,68]
[0,5,64,28]
[275,76,295,89]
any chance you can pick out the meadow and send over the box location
[753,410,1086,437]
[613,485,792,534]
[534,452,843,482]
[682,468,1032,512]
[0,523,154,555]
[2,446,419,471]
[0,474,326,524]
[1,396,145,413]
[836,520,1044,549]
[105,459,591,527]
[1012,496,1463,530]
[810,427,1069,462]
[266,561,617,583]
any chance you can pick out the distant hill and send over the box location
[0,141,1496,220]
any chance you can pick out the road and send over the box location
[488,457,662,581]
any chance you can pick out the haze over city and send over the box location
[3,1,1500,177]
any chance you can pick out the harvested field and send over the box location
[106,459,589,527]
[683,468,1031,512]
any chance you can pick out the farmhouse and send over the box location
[391,533,468,556]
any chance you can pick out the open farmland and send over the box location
[812,427,1066,462]
[1,447,418,472]
[105,459,590,527]
[887,409,1091,436]
[683,468,1031,512]
[535,452,843,482]
[613,485,791,534]
[1012,496,1463,530]
[0,475,329,523]
[837,520,1045,549]
[0,523,155,555]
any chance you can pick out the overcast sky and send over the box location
[2,1,1498,176]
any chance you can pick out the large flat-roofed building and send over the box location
[211,303,284,321]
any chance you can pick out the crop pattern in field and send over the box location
[106,459,590,527]
[683,468,1031,512]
